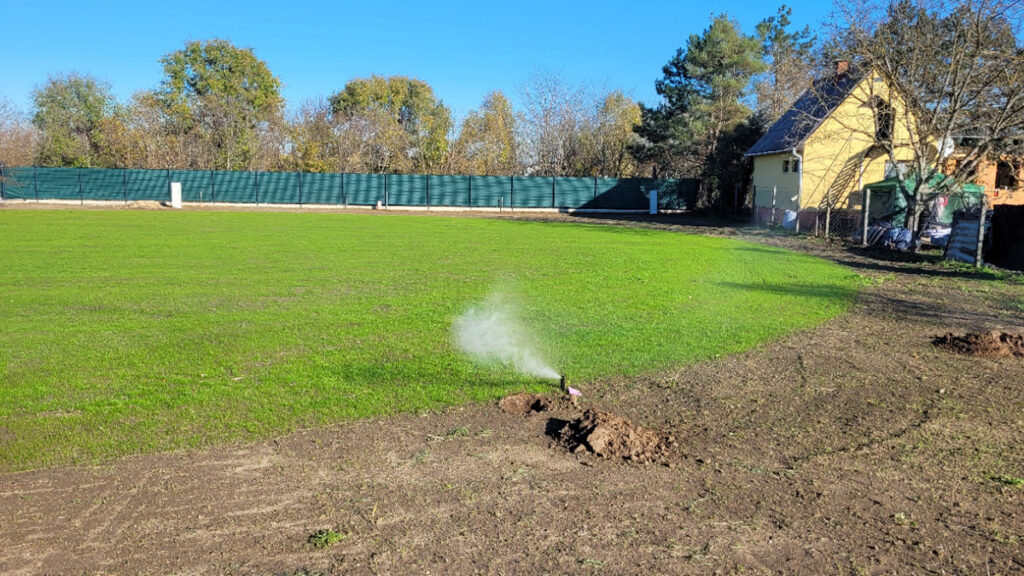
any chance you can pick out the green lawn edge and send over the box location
[0,211,860,471]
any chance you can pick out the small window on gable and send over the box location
[783,160,790,173]
[871,96,895,143]
[792,159,800,173]
[996,160,1018,190]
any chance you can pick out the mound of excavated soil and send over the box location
[125,201,167,210]
[555,409,675,464]
[933,331,1024,359]
[498,393,552,415]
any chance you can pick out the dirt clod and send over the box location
[933,331,1024,358]
[126,200,167,210]
[555,409,675,464]
[498,393,552,415]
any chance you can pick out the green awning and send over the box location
[864,173,984,195]
[863,173,984,226]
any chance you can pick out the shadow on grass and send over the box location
[715,281,858,301]
[834,246,1018,282]
[569,212,753,230]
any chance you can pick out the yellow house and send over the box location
[745,62,919,230]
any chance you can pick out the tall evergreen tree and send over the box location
[755,5,817,126]
[635,14,765,207]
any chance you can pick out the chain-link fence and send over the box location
[751,184,869,241]
[0,166,699,212]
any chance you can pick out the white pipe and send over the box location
[791,148,803,211]
[792,148,803,233]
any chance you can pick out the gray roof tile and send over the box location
[745,70,863,157]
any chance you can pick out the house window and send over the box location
[996,161,1018,190]
[873,97,895,143]
[783,160,790,173]
[885,161,908,179]
[792,159,800,173]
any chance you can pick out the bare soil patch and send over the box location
[125,200,167,210]
[1,213,1023,575]
[934,330,1024,358]
[552,408,676,464]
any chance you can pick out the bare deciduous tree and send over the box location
[833,0,1024,233]
[0,98,38,167]
[518,71,594,176]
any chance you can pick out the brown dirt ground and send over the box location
[934,331,1024,359]
[1,207,1023,575]
[554,408,677,464]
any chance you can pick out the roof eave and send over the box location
[744,147,803,158]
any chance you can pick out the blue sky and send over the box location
[0,0,832,121]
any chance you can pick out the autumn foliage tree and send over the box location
[452,91,520,175]
[156,39,285,170]
[328,75,452,174]
[31,73,117,167]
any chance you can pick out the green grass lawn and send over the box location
[0,210,859,471]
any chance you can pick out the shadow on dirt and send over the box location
[544,418,571,440]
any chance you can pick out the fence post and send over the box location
[468,175,472,207]
[298,170,303,207]
[425,173,430,210]
[825,200,832,239]
[862,188,871,247]
[79,167,84,205]
[771,185,777,224]
[34,166,39,202]
[211,170,216,203]
[976,195,988,268]
[552,176,556,209]
[0,163,5,202]
[254,171,259,206]
[384,173,388,208]
[342,172,348,208]
[123,168,127,205]
[510,175,514,212]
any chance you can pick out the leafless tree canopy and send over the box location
[0,98,37,167]
[832,0,1024,229]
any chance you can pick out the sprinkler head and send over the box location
[559,374,566,390]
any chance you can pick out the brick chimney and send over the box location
[835,60,850,76]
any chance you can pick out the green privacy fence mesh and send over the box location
[470,175,510,208]
[0,166,698,211]
[388,174,426,206]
